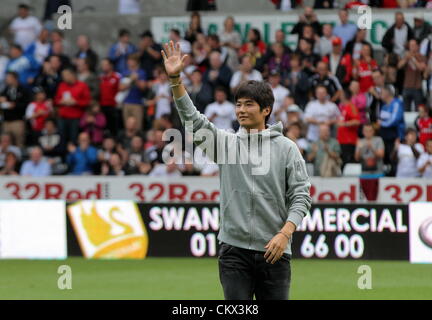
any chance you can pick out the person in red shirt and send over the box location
[239,28,267,57]
[352,43,378,93]
[415,104,432,147]
[54,67,91,144]
[337,89,361,167]
[25,87,52,144]
[99,58,121,134]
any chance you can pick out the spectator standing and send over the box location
[25,29,50,65]
[344,29,370,61]
[268,71,290,124]
[291,7,322,38]
[332,9,357,48]
[80,104,106,146]
[124,135,151,175]
[33,56,61,100]
[20,146,51,177]
[54,68,91,144]
[304,86,341,142]
[152,68,172,120]
[412,13,431,43]
[394,128,424,177]
[203,51,232,95]
[66,132,98,175]
[230,55,263,94]
[169,29,192,54]
[6,44,40,87]
[314,24,333,57]
[417,138,432,178]
[355,123,385,176]
[415,104,432,147]
[285,54,310,109]
[75,35,99,73]
[108,29,137,75]
[119,53,148,131]
[204,87,236,131]
[310,61,343,103]
[322,37,353,88]
[138,31,162,80]
[0,133,21,168]
[185,12,204,44]
[219,16,242,51]
[0,71,30,147]
[9,4,42,51]
[397,39,427,111]
[337,89,361,166]
[378,86,405,167]
[76,57,99,102]
[99,58,121,134]
[307,124,342,177]
[188,69,213,113]
[38,118,64,162]
[25,87,52,144]
[116,116,145,151]
[349,80,368,126]
[285,122,309,157]
[352,44,378,94]
[0,152,19,175]
[382,12,414,56]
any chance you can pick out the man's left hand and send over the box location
[264,232,291,264]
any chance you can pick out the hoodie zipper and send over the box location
[249,134,254,249]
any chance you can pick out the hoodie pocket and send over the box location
[253,193,283,243]
[221,189,251,241]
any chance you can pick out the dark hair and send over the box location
[6,71,19,80]
[11,44,22,52]
[214,86,227,95]
[288,122,302,131]
[170,29,181,37]
[140,30,153,39]
[102,57,115,66]
[250,28,261,43]
[18,3,30,10]
[119,29,130,38]
[234,80,274,123]
[208,34,220,43]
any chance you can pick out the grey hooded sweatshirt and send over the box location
[175,93,311,254]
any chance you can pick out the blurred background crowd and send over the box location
[0,0,431,178]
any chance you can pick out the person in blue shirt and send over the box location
[119,53,148,131]
[66,132,98,175]
[20,146,52,177]
[333,9,357,49]
[378,85,405,175]
[108,29,137,75]
[6,44,40,87]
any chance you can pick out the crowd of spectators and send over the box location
[0,3,432,178]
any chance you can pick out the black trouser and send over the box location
[340,144,356,169]
[101,106,120,135]
[218,243,291,300]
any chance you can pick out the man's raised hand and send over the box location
[161,41,188,77]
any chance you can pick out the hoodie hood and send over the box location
[237,121,284,138]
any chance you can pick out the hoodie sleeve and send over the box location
[174,93,223,162]
[285,144,312,227]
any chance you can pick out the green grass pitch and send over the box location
[0,258,431,299]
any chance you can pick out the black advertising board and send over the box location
[66,202,409,260]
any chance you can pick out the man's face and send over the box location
[215,90,226,104]
[131,137,143,151]
[241,57,253,72]
[18,7,29,18]
[61,70,75,84]
[372,72,384,87]
[191,71,202,84]
[332,43,342,54]
[126,117,137,130]
[406,132,417,145]
[426,141,432,154]
[9,47,21,59]
[363,126,374,139]
[209,52,222,69]
[269,74,280,87]
[316,87,328,102]
[319,125,330,140]
[235,98,269,130]
[101,60,112,73]
[395,14,404,28]
[31,148,42,162]
[304,7,313,19]
[323,24,332,37]
[414,18,424,28]
[409,40,419,53]
[78,134,90,149]
[317,62,328,77]
[5,74,17,86]
[275,30,285,43]
[339,10,348,24]
[288,126,300,139]
[77,36,88,49]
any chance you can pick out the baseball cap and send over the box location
[332,37,342,46]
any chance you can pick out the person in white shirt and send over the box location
[204,87,236,131]
[230,55,263,94]
[169,29,191,54]
[417,138,432,178]
[9,4,42,51]
[268,70,290,124]
[26,28,50,65]
[394,128,424,177]
[304,85,341,142]
[152,69,172,120]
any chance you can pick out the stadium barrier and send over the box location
[1,177,432,203]
[0,200,431,263]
